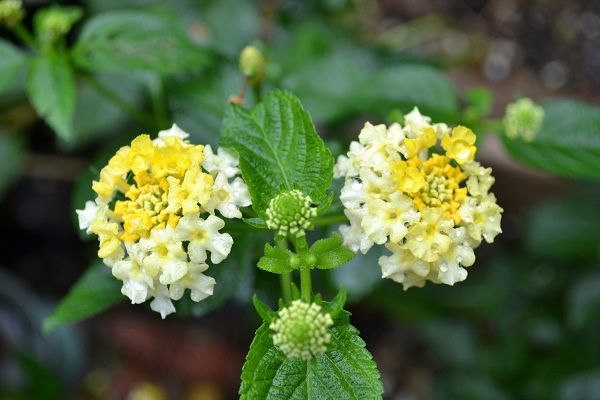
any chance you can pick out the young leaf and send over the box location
[220,89,334,213]
[27,53,76,142]
[322,287,347,317]
[257,243,293,274]
[243,217,268,229]
[43,263,124,334]
[72,11,210,75]
[240,310,383,399]
[501,99,600,179]
[0,39,27,95]
[253,295,276,323]
[310,233,355,269]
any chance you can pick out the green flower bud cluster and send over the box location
[270,300,333,360]
[266,190,317,238]
[0,0,24,28]
[503,98,545,142]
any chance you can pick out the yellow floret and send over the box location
[441,126,476,165]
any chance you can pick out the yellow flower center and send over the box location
[392,154,467,224]
[92,135,213,243]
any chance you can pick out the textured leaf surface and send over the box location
[310,234,355,270]
[0,39,26,94]
[43,263,124,334]
[72,11,209,74]
[221,89,334,213]
[502,99,600,179]
[240,311,383,399]
[27,53,76,142]
[257,243,293,274]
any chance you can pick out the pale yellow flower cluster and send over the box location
[335,108,502,289]
[77,125,251,318]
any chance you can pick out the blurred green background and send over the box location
[1,0,599,399]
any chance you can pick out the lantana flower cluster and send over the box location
[335,108,503,289]
[77,125,251,318]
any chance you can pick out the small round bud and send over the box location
[266,190,317,238]
[0,0,24,28]
[289,255,301,269]
[503,98,544,142]
[239,45,265,85]
[306,253,317,267]
[270,300,333,360]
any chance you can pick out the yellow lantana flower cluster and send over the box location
[335,108,502,289]
[76,124,251,318]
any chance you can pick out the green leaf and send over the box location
[501,99,600,179]
[310,234,355,270]
[567,274,600,330]
[43,263,124,334]
[253,295,276,323]
[0,39,27,95]
[26,53,76,142]
[243,217,268,230]
[257,243,294,274]
[0,133,23,199]
[525,196,600,261]
[168,66,243,147]
[240,310,383,399]
[321,287,347,317]
[221,89,334,213]
[367,65,459,122]
[72,11,210,75]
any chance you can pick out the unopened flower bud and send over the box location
[36,6,83,43]
[270,300,333,360]
[503,98,544,142]
[266,190,317,238]
[0,0,24,28]
[239,45,265,85]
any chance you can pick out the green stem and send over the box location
[276,238,292,303]
[293,236,311,302]
[300,268,311,302]
[82,74,155,128]
[13,24,37,50]
[312,212,347,227]
[149,77,169,129]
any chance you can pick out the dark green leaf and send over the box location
[240,310,383,399]
[72,11,209,74]
[567,274,600,330]
[310,234,355,270]
[0,39,27,94]
[257,243,293,274]
[27,53,76,141]
[0,133,23,198]
[43,263,124,334]
[525,196,600,261]
[501,99,600,179]
[367,65,459,121]
[221,89,334,213]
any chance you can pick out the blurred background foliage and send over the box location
[0,0,599,399]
